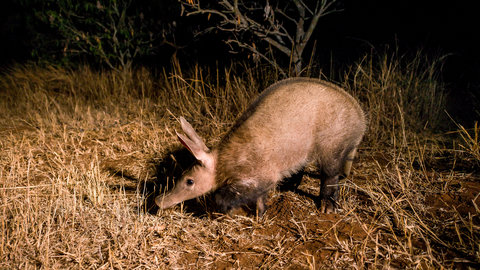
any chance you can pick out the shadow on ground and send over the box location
[104,147,329,217]
[150,155,326,217]
[102,147,207,215]
[146,147,218,216]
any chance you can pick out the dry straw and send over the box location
[1,51,478,268]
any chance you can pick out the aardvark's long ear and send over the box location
[176,117,211,165]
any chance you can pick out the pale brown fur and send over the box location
[156,77,366,215]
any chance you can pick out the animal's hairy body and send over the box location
[156,77,366,215]
[213,78,366,213]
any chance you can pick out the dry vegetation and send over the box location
[1,52,479,269]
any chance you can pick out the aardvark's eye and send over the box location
[186,179,194,186]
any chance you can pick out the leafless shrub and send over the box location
[181,0,340,76]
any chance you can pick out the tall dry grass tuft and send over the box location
[343,48,448,145]
[455,121,480,165]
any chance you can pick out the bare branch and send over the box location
[276,8,298,25]
[295,0,314,16]
[226,39,286,77]
[186,9,230,21]
[180,0,340,76]
[261,36,291,56]
[303,0,339,50]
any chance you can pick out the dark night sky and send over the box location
[343,1,476,48]
[327,1,479,86]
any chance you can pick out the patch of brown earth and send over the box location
[195,191,370,268]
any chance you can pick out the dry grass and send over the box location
[343,48,448,144]
[454,121,480,165]
[1,53,479,269]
